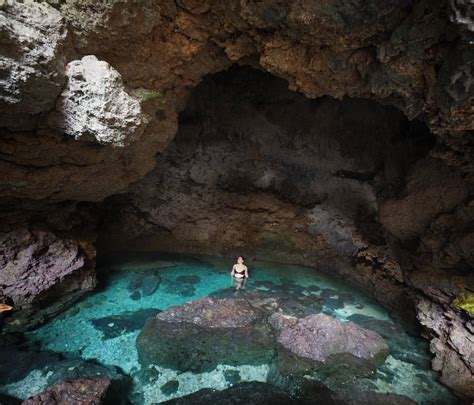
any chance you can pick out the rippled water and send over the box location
[0,253,457,404]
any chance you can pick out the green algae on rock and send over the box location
[452,292,474,315]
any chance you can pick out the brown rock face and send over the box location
[0,0,471,203]
[22,377,111,405]
[378,157,468,242]
[0,0,473,399]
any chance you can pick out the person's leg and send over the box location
[236,278,243,290]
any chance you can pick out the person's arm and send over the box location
[244,266,249,278]
[231,265,235,276]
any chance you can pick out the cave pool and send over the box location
[0,252,458,404]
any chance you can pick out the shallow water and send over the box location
[0,252,457,404]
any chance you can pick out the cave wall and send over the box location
[0,0,473,398]
[0,200,97,332]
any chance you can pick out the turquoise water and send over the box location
[0,253,457,404]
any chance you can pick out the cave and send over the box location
[0,1,473,404]
[98,65,435,293]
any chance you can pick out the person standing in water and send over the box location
[231,256,249,290]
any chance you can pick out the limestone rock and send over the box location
[417,298,474,399]
[49,55,144,146]
[0,0,67,119]
[269,312,389,377]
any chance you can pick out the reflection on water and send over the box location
[0,252,457,404]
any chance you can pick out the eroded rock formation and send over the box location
[0,0,473,399]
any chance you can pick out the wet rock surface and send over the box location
[270,312,389,377]
[136,297,275,372]
[21,377,111,405]
[137,295,389,380]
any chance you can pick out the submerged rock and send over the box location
[91,308,161,339]
[22,377,111,405]
[269,312,389,377]
[136,297,275,372]
[160,379,417,405]
[127,271,161,299]
[44,359,125,387]
[160,379,179,396]
[137,293,388,381]
[346,314,431,369]
[161,381,296,405]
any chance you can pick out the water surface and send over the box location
[0,253,457,404]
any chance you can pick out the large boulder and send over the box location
[269,312,389,377]
[136,297,275,372]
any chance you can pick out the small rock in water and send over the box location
[223,369,242,386]
[91,308,162,339]
[176,275,201,284]
[161,379,180,395]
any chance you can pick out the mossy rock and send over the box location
[131,87,166,108]
[452,292,474,315]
